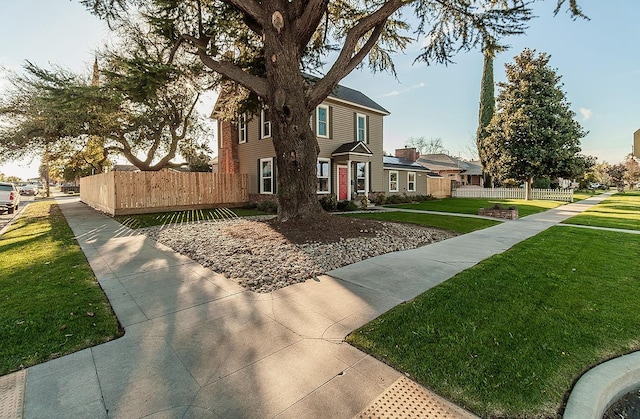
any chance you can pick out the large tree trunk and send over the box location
[264,6,322,222]
[525,177,533,200]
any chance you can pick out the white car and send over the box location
[0,182,20,214]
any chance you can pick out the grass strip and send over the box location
[342,211,499,234]
[563,192,640,231]
[114,208,267,229]
[387,198,564,217]
[347,226,640,418]
[0,201,121,375]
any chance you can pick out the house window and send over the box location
[238,113,247,144]
[261,108,271,139]
[389,171,399,192]
[407,172,416,192]
[317,159,330,193]
[356,162,366,193]
[260,158,273,194]
[316,105,329,138]
[356,113,366,142]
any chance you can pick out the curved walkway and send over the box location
[3,191,622,418]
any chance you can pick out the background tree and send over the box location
[623,154,640,189]
[484,49,586,199]
[606,163,627,188]
[476,36,506,187]
[77,0,588,221]
[0,20,212,173]
[405,136,447,155]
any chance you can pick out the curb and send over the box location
[563,351,640,418]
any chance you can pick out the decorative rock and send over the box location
[140,219,454,293]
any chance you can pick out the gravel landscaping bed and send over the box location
[141,216,455,293]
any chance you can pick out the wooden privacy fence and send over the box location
[452,187,573,202]
[426,177,452,198]
[80,171,249,215]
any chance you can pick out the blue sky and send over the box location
[1,0,637,179]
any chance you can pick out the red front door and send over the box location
[338,167,348,200]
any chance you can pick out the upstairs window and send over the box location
[356,113,367,142]
[316,105,329,138]
[261,108,271,139]
[238,113,247,144]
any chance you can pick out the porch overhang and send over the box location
[331,142,374,163]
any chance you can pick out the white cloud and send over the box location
[579,108,593,121]
[381,82,426,98]
[382,90,401,97]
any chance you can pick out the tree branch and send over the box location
[219,0,264,28]
[195,47,269,98]
[295,0,329,51]
[308,0,404,109]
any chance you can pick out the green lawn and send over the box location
[563,192,640,230]
[343,211,500,234]
[115,207,267,229]
[347,226,640,418]
[387,197,565,217]
[0,201,121,375]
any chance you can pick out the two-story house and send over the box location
[213,82,390,202]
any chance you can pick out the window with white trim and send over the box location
[356,162,366,193]
[356,113,366,142]
[316,105,329,138]
[238,113,247,144]
[317,159,330,193]
[407,172,416,192]
[389,171,399,192]
[261,109,271,139]
[260,158,273,194]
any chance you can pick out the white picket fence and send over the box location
[452,187,573,202]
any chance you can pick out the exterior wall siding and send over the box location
[383,169,428,195]
[233,97,386,197]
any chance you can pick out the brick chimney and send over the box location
[219,121,240,174]
[395,147,420,162]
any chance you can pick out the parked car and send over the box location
[20,185,38,196]
[0,182,20,214]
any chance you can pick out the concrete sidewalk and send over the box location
[16,192,612,418]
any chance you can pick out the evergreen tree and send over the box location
[476,37,506,188]
[484,49,586,199]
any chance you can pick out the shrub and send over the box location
[242,202,258,210]
[319,194,338,211]
[359,195,370,209]
[414,194,433,202]
[337,200,358,211]
[256,200,278,213]
[372,193,387,205]
[533,177,551,189]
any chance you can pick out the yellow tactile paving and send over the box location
[355,377,478,419]
[0,370,26,419]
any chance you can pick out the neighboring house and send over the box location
[213,81,389,201]
[416,154,484,187]
[383,147,440,196]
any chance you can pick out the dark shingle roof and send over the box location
[329,84,389,115]
[332,142,373,155]
[305,74,389,115]
[383,156,431,171]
